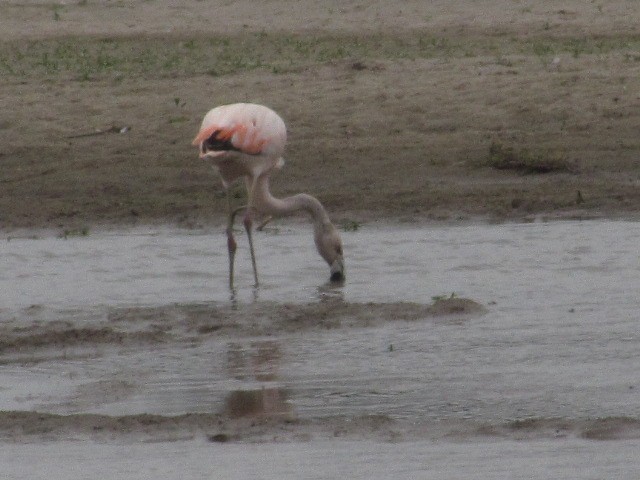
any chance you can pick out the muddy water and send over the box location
[3,438,640,480]
[2,220,640,479]
[4,219,637,308]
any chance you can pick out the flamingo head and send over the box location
[314,222,345,283]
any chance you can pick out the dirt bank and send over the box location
[1,1,639,232]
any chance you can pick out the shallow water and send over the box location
[4,219,638,309]
[3,438,640,480]
[2,220,640,478]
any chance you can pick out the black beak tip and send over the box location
[330,271,345,283]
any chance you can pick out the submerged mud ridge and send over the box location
[0,327,168,353]
[0,298,486,354]
[1,411,639,444]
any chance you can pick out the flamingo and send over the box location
[192,103,345,288]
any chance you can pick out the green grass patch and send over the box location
[340,219,362,232]
[1,32,639,82]
[0,33,494,81]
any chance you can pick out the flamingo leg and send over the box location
[225,190,237,289]
[224,176,260,288]
[243,207,259,286]
[228,202,261,288]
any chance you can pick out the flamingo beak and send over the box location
[329,257,345,282]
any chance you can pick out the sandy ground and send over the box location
[1,0,640,231]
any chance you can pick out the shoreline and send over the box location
[2,210,639,239]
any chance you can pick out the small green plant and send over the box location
[341,219,361,232]
[485,142,575,174]
[39,52,58,73]
[432,292,457,302]
[168,116,188,124]
[60,227,90,239]
[568,38,589,58]
[532,41,554,59]
[495,56,513,67]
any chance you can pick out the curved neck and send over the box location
[251,174,331,227]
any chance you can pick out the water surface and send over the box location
[1,220,639,479]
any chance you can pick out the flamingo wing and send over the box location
[193,103,286,158]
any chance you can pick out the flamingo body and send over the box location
[193,103,345,287]
[193,103,286,187]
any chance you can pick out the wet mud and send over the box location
[1,290,638,445]
[0,296,494,444]
[0,298,484,354]
[2,410,640,444]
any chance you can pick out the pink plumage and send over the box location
[193,103,286,158]
[193,103,287,187]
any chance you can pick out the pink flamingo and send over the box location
[192,103,345,288]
